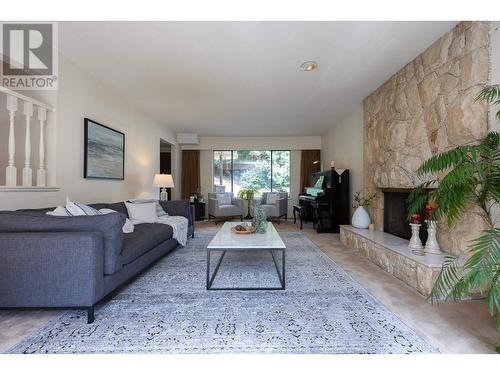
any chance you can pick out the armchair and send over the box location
[208,192,245,224]
[255,192,288,223]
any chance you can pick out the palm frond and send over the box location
[409,88,500,342]
[476,85,500,120]
[429,228,500,316]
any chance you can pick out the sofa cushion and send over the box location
[158,200,193,226]
[265,192,279,205]
[0,211,125,275]
[217,204,241,216]
[216,193,231,205]
[16,207,54,215]
[122,223,174,265]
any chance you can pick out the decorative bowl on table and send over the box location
[231,223,256,234]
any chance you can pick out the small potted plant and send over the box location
[351,191,376,229]
[193,187,204,203]
[238,188,258,219]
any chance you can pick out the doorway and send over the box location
[160,139,173,200]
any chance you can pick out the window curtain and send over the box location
[300,150,321,192]
[181,150,200,199]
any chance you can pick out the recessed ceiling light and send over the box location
[301,61,317,72]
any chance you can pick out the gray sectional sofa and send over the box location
[0,200,194,323]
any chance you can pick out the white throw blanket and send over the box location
[157,215,189,247]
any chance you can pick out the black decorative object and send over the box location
[298,169,350,233]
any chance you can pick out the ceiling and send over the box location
[59,21,456,136]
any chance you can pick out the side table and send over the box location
[190,201,206,221]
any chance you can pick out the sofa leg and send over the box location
[87,306,95,324]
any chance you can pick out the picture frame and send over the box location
[84,118,125,180]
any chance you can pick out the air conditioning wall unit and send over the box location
[176,133,199,145]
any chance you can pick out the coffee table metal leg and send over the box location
[207,249,226,290]
[207,249,286,291]
[270,249,286,290]
[282,249,286,289]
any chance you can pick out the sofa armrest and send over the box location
[159,200,193,226]
[278,197,288,215]
[0,232,105,308]
[208,198,219,215]
[233,197,245,211]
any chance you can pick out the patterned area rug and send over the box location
[7,232,437,354]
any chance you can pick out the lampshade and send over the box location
[153,174,174,188]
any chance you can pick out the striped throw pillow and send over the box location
[46,205,73,216]
[65,197,103,216]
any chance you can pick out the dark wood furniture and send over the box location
[293,205,305,229]
[298,168,350,233]
[190,201,206,221]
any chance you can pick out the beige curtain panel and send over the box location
[300,149,321,192]
[181,150,201,199]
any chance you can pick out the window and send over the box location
[213,151,232,193]
[213,150,290,196]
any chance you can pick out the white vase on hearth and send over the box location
[409,223,424,255]
[425,220,441,254]
[352,206,370,229]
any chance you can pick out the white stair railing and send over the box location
[37,107,47,187]
[1,86,55,189]
[5,96,18,186]
[22,101,33,187]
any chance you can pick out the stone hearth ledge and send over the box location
[339,225,459,297]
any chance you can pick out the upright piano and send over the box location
[298,169,350,233]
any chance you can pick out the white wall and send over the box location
[0,54,178,210]
[321,105,364,215]
[187,136,322,217]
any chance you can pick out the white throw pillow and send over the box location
[128,198,168,218]
[125,202,159,224]
[46,205,71,216]
[266,193,279,205]
[65,197,102,216]
[99,208,135,233]
[216,193,231,205]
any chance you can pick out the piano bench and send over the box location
[293,205,305,230]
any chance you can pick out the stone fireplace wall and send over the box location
[363,22,491,256]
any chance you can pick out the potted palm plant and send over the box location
[238,188,259,220]
[407,84,500,349]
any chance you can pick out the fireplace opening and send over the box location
[383,190,427,242]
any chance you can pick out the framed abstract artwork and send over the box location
[84,118,125,180]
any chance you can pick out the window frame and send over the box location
[212,149,291,196]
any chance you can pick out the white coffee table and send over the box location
[206,222,286,290]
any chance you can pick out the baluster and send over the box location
[5,96,18,186]
[22,102,33,187]
[37,107,47,187]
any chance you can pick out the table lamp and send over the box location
[153,174,174,201]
